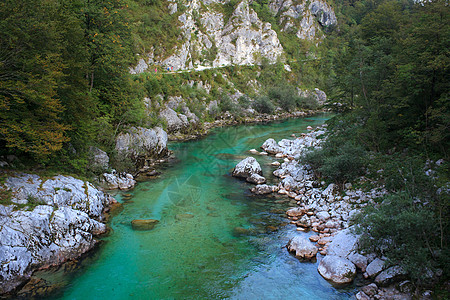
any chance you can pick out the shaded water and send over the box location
[50,115,355,299]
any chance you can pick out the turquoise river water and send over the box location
[46,115,355,299]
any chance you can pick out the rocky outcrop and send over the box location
[133,0,284,72]
[232,157,263,178]
[269,0,337,41]
[102,171,136,190]
[318,255,356,284]
[0,173,111,294]
[88,146,109,172]
[287,236,318,260]
[115,126,168,162]
[159,108,190,133]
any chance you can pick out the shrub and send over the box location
[268,85,298,111]
[319,142,367,185]
[353,190,449,283]
[238,95,251,108]
[252,95,275,114]
[302,140,367,186]
[219,94,236,112]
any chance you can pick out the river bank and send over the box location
[0,112,324,298]
[232,125,436,299]
[4,114,362,299]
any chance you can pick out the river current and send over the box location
[47,115,355,299]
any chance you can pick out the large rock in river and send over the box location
[246,173,266,184]
[0,173,111,294]
[261,138,283,154]
[287,236,318,260]
[232,157,262,179]
[318,255,357,284]
[131,219,159,230]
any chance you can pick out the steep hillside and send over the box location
[130,0,337,72]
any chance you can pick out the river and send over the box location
[46,114,355,299]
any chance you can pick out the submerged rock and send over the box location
[131,219,160,230]
[287,236,318,260]
[232,157,262,179]
[318,255,357,284]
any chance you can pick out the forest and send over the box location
[0,0,448,290]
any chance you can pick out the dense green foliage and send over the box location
[303,0,449,285]
[0,0,149,170]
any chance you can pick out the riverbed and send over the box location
[47,115,355,299]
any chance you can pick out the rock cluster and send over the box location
[102,171,136,190]
[247,126,412,297]
[0,173,112,294]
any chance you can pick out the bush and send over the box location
[302,140,367,186]
[319,142,367,185]
[238,95,251,108]
[219,94,236,112]
[353,190,449,283]
[252,95,275,114]
[268,85,298,111]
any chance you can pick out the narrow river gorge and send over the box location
[44,115,356,299]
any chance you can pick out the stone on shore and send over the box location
[251,184,277,194]
[326,228,358,258]
[102,171,136,190]
[261,138,283,154]
[366,258,385,278]
[347,252,368,272]
[318,255,357,284]
[246,173,266,184]
[131,219,159,230]
[287,236,318,260]
[232,157,262,179]
[374,266,406,286]
[286,207,305,217]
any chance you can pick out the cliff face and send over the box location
[130,0,336,73]
[270,0,337,40]
[0,174,112,294]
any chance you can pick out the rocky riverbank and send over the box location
[232,126,430,299]
[0,173,117,295]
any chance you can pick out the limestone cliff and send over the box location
[130,0,336,73]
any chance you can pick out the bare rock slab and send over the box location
[287,236,318,260]
[318,255,357,284]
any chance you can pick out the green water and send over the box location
[52,115,355,299]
